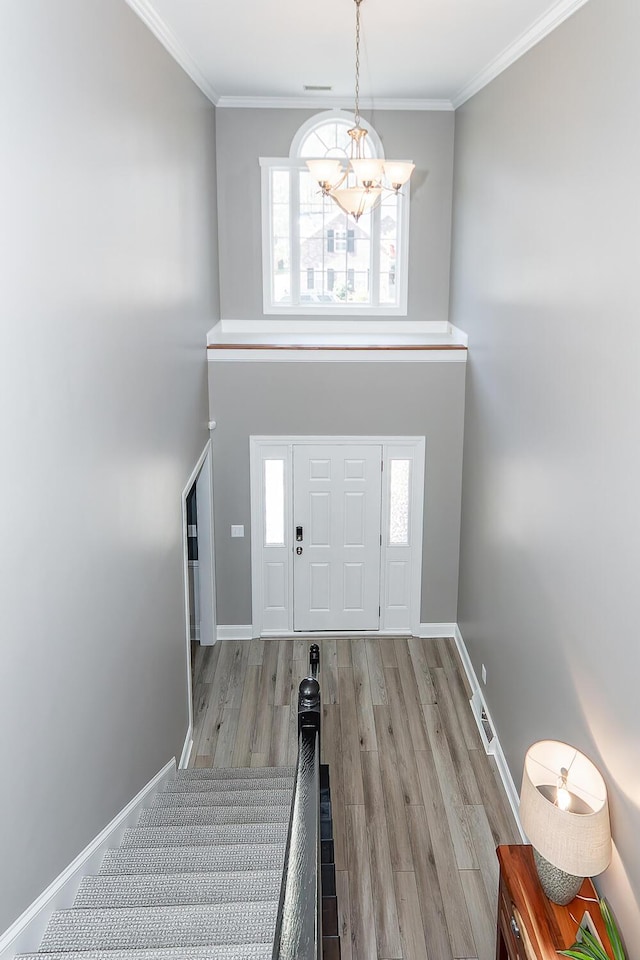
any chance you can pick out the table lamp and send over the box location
[520,740,611,905]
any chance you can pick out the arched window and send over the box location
[290,111,383,160]
[260,111,410,315]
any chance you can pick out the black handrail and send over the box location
[272,648,322,960]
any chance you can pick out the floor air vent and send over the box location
[481,708,494,745]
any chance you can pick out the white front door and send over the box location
[292,443,382,632]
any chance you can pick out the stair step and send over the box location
[74,871,282,908]
[138,805,290,827]
[100,843,286,875]
[165,776,293,794]
[120,822,288,848]
[153,788,293,807]
[174,766,294,781]
[16,947,272,960]
[39,902,278,952]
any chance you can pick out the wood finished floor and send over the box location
[190,637,521,960]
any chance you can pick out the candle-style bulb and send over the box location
[557,767,571,810]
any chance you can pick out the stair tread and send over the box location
[164,777,293,794]
[100,843,286,875]
[138,805,290,826]
[75,871,282,907]
[120,822,288,847]
[154,788,293,807]
[175,767,294,780]
[16,947,272,960]
[26,765,295,956]
[39,902,278,951]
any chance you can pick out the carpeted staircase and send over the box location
[16,765,295,960]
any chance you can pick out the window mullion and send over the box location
[291,169,301,306]
[343,213,349,302]
[371,202,381,307]
[321,196,326,296]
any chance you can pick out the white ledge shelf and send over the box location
[206,319,468,362]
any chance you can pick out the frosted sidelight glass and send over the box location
[264,459,285,545]
[389,459,410,544]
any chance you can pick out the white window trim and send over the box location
[259,110,410,317]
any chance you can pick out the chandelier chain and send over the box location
[354,0,362,128]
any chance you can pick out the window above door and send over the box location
[260,111,411,316]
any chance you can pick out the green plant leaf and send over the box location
[580,928,610,960]
[558,949,598,960]
[599,899,626,960]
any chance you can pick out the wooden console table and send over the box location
[496,845,614,960]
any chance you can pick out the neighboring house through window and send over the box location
[260,110,410,315]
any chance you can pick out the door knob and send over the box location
[296,546,303,555]
[296,526,303,541]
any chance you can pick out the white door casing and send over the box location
[195,449,216,646]
[292,443,382,632]
[250,436,425,637]
[181,440,217,754]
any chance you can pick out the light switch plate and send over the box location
[231,524,244,538]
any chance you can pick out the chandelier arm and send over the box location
[326,168,349,194]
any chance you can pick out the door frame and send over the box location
[181,441,217,760]
[250,435,425,638]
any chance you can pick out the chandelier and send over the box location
[306,0,415,222]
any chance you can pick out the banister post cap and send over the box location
[299,677,320,709]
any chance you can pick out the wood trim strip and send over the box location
[207,343,467,351]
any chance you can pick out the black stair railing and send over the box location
[272,647,322,960]
[309,643,320,680]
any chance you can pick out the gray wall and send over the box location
[0,1,218,933]
[450,0,640,945]
[208,360,465,625]
[216,108,454,323]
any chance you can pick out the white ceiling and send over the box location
[126,0,588,108]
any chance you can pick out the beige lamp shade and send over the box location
[350,158,385,186]
[520,740,611,878]
[306,159,345,192]
[383,160,415,190]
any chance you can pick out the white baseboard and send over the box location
[217,624,253,641]
[179,725,193,769]
[260,628,412,639]
[0,759,177,960]
[418,622,457,638]
[232,624,454,640]
[453,625,525,839]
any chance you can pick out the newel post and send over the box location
[298,676,321,748]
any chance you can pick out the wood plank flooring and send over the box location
[190,637,521,960]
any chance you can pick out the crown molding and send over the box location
[452,0,591,108]
[126,0,586,115]
[216,96,454,111]
[124,0,220,105]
